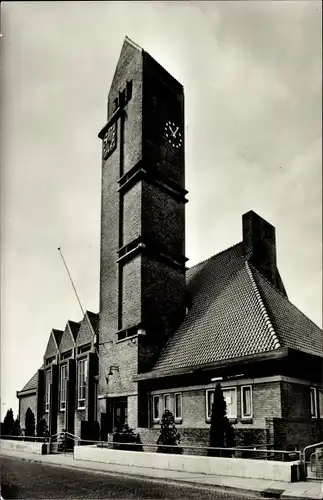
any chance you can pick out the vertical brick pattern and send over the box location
[252,382,282,419]
[281,381,311,419]
[99,40,143,420]
[142,257,186,337]
[121,256,141,329]
[142,52,184,187]
[99,40,186,432]
[142,182,185,256]
[127,395,138,429]
[122,183,142,247]
[273,418,323,450]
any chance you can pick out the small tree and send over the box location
[157,409,182,454]
[208,383,235,457]
[2,409,14,436]
[113,423,143,451]
[12,417,22,437]
[25,408,35,437]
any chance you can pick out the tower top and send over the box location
[124,36,143,52]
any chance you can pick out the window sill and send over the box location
[77,406,86,411]
[175,418,182,424]
[240,417,253,424]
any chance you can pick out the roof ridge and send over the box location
[250,264,323,332]
[245,261,281,350]
[187,241,243,271]
[68,320,80,326]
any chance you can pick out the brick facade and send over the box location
[16,38,323,453]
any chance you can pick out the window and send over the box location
[310,387,317,418]
[175,393,182,421]
[60,364,68,411]
[223,389,237,419]
[319,390,323,419]
[241,386,252,418]
[163,394,171,413]
[61,350,72,361]
[153,395,160,422]
[77,343,91,354]
[45,369,52,412]
[206,388,237,420]
[77,358,88,409]
[46,356,55,366]
[206,390,214,420]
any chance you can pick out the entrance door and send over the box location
[113,398,127,430]
[106,397,128,432]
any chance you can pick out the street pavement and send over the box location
[1,455,255,499]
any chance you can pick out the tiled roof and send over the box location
[19,365,43,393]
[53,329,63,348]
[154,243,280,372]
[252,267,323,358]
[153,242,323,374]
[76,311,99,346]
[86,311,99,336]
[68,320,81,341]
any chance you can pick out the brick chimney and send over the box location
[242,211,277,285]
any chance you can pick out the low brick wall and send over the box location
[0,439,46,455]
[74,445,300,482]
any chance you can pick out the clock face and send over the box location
[164,120,183,149]
[102,122,117,160]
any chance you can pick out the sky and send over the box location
[1,1,322,418]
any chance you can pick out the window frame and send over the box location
[60,364,68,411]
[77,357,88,410]
[163,393,171,414]
[310,387,318,418]
[152,395,160,422]
[222,387,237,419]
[45,368,52,413]
[241,385,253,419]
[206,389,214,420]
[174,393,182,422]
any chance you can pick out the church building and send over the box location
[17,37,323,451]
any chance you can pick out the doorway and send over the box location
[107,397,127,432]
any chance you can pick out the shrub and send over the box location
[12,417,22,437]
[2,409,14,436]
[157,409,183,454]
[112,424,143,451]
[25,408,36,438]
[208,383,235,457]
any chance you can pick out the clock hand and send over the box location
[172,126,179,138]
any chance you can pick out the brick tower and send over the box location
[98,37,187,433]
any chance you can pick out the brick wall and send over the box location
[121,256,141,329]
[74,410,87,439]
[281,381,311,419]
[252,382,282,419]
[122,183,142,247]
[273,418,323,450]
[142,182,185,256]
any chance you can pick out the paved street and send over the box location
[0,456,255,499]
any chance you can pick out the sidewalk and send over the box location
[1,449,322,500]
